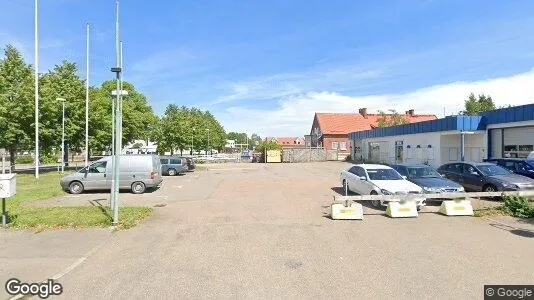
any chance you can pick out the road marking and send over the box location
[8,232,115,299]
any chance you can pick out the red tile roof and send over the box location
[314,113,437,135]
[265,137,305,145]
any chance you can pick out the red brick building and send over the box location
[310,108,437,159]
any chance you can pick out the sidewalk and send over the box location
[0,228,112,299]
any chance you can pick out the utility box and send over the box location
[266,150,281,163]
[0,173,16,198]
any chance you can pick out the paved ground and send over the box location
[3,162,534,299]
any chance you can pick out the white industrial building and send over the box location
[349,104,534,168]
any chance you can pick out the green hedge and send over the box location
[15,155,34,164]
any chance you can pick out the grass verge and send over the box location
[5,172,152,229]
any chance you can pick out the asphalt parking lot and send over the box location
[6,161,534,299]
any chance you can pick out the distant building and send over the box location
[310,108,437,159]
[122,140,157,154]
[265,137,306,148]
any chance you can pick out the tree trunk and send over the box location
[9,147,15,172]
[170,148,174,155]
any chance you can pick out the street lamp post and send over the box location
[57,97,66,173]
[191,128,195,156]
[206,128,210,157]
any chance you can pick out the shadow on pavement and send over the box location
[490,223,534,238]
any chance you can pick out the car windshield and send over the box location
[366,168,403,180]
[406,166,441,178]
[477,164,512,176]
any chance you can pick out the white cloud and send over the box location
[212,67,383,104]
[216,70,534,137]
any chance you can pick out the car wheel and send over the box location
[131,182,146,194]
[370,190,380,207]
[168,168,177,176]
[483,185,497,192]
[69,181,84,194]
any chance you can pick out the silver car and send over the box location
[60,155,163,194]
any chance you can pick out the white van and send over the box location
[60,155,163,194]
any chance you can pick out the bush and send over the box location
[41,153,59,164]
[502,196,534,218]
[15,155,34,164]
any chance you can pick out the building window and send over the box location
[332,142,339,150]
[339,142,347,150]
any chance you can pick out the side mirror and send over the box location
[358,176,367,181]
[401,175,407,179]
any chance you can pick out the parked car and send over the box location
[484,158,534,179]
[184,157,196,171]
[159,155,188,176]
[60,154,163,194]
[340,164,425,209]
[391,164,464,199]
[436,161,534,192]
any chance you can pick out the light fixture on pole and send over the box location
[57,98,66,173]
[34,0,39,178]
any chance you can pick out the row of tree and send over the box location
[0,44,232,165]
[152,105,226,155]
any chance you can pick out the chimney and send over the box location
[407,109,414,116]
[359,108,368,118]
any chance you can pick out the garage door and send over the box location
[490,129,502,158]
[503,127,534,158]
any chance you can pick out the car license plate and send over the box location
[398,207,411,212]
[454,206,465,211]
[340,209,354,214]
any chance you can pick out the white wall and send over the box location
[358,132,442,167]
[356,131,486,168]
[440,131,486,164]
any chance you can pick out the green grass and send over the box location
[5,172,153,229]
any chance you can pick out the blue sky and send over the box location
[2,0,534,136]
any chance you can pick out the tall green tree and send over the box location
[39,61,86,155]
[153,105,226,155]
[0,45,34,167]
[462,93,496,115]
[376,109,409,127]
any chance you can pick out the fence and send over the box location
[333,190,534,203]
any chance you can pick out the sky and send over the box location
[1,0,534,137]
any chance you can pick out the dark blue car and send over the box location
[391,164,465,197]
[484,158,534,179]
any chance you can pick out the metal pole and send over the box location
[34,0,39,178]
[460,132,465,162]
[207,130,210,156]
[85,23,90,167]
[2,198,6,227]
[1,154,5,174]
[112,0,121,226]
[61,100,65,173]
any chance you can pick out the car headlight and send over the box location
[501,182,518,189]
[457,186,465,192]
[380,189,393,195]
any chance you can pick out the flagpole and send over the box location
[85,23,90,167]
[34,0,39,178]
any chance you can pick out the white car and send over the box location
[340,164,426,209]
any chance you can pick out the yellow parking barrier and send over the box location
[331,200,363,220]
[439,199,474,216]
[385,201,418,218]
